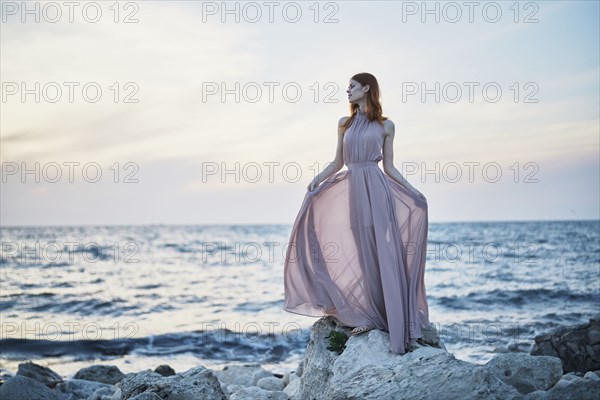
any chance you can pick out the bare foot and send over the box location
[350,325,375,336]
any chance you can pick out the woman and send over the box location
[283,72,432,354]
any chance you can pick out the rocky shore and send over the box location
[1,316,598,400]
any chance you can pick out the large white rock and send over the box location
[329,330,519,400]
[290,317,522,400]
[291,316,345,400]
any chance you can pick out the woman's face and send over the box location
[347,79,367,103]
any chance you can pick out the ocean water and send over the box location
[0,221,598,377]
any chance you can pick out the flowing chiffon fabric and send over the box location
[283,110,432,354]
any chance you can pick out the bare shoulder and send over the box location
[338,116,350,133]
[338,116,350,127]
[383,119,395,136]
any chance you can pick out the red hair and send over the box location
[342,72,388,132]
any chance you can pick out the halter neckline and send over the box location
[355,109,367,118]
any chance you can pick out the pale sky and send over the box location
[1,0,598,226]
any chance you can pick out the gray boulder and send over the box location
[117,365,226,399]
[54,378,116,400]
[154,365,176,377]
[73,365,126,385]
[523,372,600,400]
[257,376,285,391]
[531,316,600,373]
[0,375,64,400]
[16,360,63,387]
[485,353,563,394]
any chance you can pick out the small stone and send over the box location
[74,364,126,384]
[252,368,274,385]
[230,386,289,400]
[154,364,176,377]
[257,376,285,391]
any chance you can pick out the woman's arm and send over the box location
[307,116,348,191]
[382,119,426,201]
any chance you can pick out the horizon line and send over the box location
[1,218,598,229]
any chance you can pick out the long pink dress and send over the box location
[283,109,432,355]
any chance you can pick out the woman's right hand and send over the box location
[307,179,319,192]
